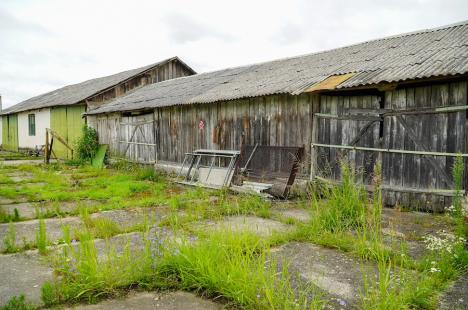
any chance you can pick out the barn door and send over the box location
[312,83,467,211]
[314,95,382,184]
[380,85,466,211]
[2,114,18,152]
[119,113,157,164]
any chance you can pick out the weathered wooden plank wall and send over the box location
[382,81,467,211]
[155,93,318,175]
[89,79,467,209]
[316,95,381,183]
[119,113,156,163]
[87,60,193,108]
[316,81,467,211]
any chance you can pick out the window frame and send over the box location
[28,114,36,136]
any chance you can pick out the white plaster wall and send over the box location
[18,108,50,149]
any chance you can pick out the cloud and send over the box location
[0,7,49,36]
[163,12,234,44]
[0,0,467,109]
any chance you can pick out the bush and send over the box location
[75,126,99,164]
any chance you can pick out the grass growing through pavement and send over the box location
[36,219,47,255]
[43,228,323,309]
[3,222,18,253]
[2,158,466,308]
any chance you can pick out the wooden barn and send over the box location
[0,57,195,157]
[87,21,468,210]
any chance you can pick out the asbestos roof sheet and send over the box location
[89,21,468,115]
[2,57,194,115]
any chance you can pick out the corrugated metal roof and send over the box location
[1,56,195,115]
[88,21,468,115]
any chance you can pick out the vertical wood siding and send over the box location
[90,79,468,210]
[1,114,18,151]
[50,105,85,159]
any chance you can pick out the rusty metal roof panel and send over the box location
[83,21,468,114]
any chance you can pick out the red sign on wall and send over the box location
[199,120,205,130]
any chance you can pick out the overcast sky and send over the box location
[1,0,467,108]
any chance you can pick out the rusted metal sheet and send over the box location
[304,73,355,92]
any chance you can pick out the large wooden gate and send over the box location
[119,113,157,164]
[311,83,468,211]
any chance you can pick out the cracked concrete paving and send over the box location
[438,272,468,310]
[0,251,54,306]
[197,215,292,237]
[271,242,379,309]
[0,200,102,220]
[65,291,223,310]
[0,208,167,251]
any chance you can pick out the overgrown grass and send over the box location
[0,294,36,310]
[3,222,18,253]
[36,219,47,255]
[44,229,324,309]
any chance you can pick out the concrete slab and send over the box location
[5,173,34,183]
[0,159,56,166]
[0,208,167,251]
[65,291,222,310]
[1,200,103,220]
[273,208,312,223]
[199,216,292,237]
[438,272,468,310]
[272,242,378,309]
[0,251,54,306]
[0,216,83,251]
[381,208,454,260]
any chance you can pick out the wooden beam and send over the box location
[315,176,464,196]
[311,143,468,157]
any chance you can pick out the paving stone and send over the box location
[65,291,222,310]
[0,200,103,220]
[0,251,54,306]
[438,272,468,310]
[199,215,292,237]
[382,208,453,239]
[0,208,166,251]
[272,242,379,309]
[0,202,36,219]
[0,159,56,166]
[0,217,83,251]
[381,208,454,260]
[273,207,312,223]
[5,173,34,182]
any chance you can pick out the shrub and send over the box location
[75,126,99,164]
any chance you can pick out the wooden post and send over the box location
[310,102,319,181]
[45,129,49,164]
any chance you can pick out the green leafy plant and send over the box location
[75,126,99,164]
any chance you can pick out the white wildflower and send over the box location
[430,267,440,273]
[445,205,456,213]
[423,230,465,253]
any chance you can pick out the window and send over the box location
[28,114,36,136]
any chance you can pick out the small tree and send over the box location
[76,125,99,164]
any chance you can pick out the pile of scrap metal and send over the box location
[176,145,305,199]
